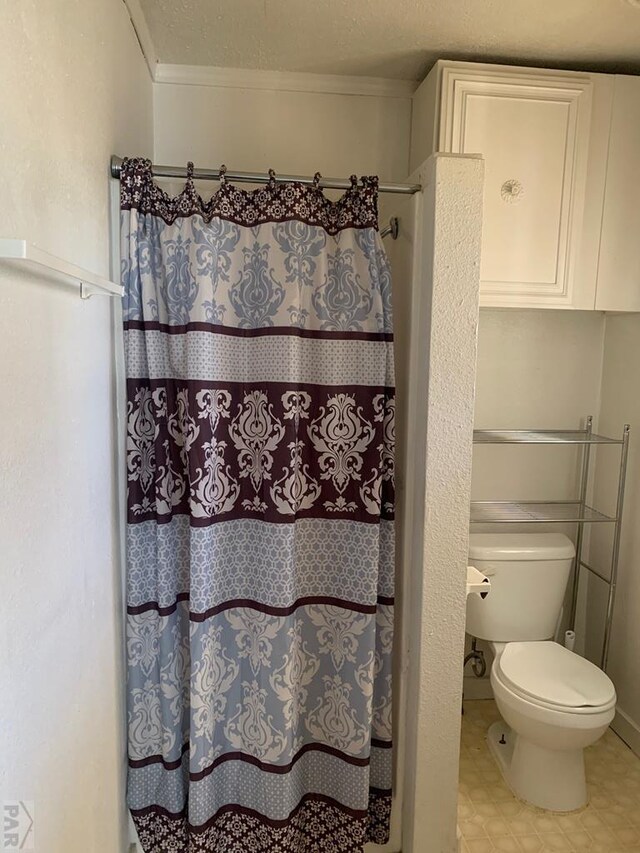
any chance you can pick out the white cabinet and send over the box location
[596,75,640,312]
[441,66,593,308]
[411,61,601,310]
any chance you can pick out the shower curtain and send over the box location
[121,158,395,853]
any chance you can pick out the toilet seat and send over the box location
[495,641,616,714]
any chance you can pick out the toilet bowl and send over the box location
[467,533,617,812]
[488,640,616,811]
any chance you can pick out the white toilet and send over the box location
[467,533,616,812]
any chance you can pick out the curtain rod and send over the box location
[110,156,421,195]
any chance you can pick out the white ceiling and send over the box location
[137,0,640,81]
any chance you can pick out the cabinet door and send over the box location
[596,76,640,312]
[439,67,593,308]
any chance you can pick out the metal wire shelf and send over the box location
[474,429,623,445]
[470,416,630,670]
[470,501,616,525]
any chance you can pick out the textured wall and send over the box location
[402,154,483,852]
[0,2,152,851]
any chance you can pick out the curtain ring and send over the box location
[186,161,195,181]
[312,171,322,189]
[350,174,359,190]
[268,168,277,189]
[219,164,227,185]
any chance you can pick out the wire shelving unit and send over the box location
[470,416,630,670]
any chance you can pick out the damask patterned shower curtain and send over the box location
[121,158,395,853]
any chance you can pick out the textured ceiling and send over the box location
[138,0,640,80]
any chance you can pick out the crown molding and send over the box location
[153,63,417,98]
[123,0,158,78]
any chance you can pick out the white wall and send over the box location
[588,314,640,753]
[153,80,411,181]
[401,155,483,853]
[473,309,605,501]
[0,2,152,852]
[465,308,606,696]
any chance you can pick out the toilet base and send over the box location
[487,721,587,812]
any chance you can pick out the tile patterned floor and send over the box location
[459,700,640,853]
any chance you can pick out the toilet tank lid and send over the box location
[468,533,575,561]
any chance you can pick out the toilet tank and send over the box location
[466,533,576,642]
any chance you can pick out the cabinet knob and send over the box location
[500,179,524,204]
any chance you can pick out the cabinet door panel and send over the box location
[440,69,592,308]
[462,94,567,285]
[596,76,640,312]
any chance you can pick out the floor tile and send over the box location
[614,825,640,845]
[514,836,544,852]
[493,837,521,852]
[562,829,592,850]
[536,832,572,851]
[466,839,496,853]
[459,700,640,853]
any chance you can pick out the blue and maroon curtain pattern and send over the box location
[121,158,395,853]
